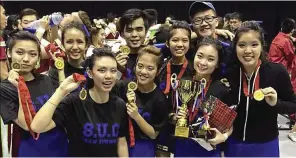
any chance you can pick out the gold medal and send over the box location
[55,59,64,70]
[119,45,130,55]
[79,88,87,100]
[254,89,264,101]
[11,62,21,69]
[128,81,138,91]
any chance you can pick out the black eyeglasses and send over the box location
[192,16,217,25]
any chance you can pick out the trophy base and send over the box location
[174,126,189,138]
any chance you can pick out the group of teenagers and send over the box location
[1,1,296,157]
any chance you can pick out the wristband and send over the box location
[47,100,58,107]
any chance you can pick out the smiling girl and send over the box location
[173,37,232,157]
[225,21,296,157]
[0,31,68,157]
[30,48,129,157]
[48,22,87,89]
[156,20,194,156]
[112,45,168,157]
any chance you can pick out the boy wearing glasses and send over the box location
[188,1,233,69]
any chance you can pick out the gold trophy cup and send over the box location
[175,80,197,138]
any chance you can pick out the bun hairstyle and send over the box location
[137,45,162,70]
[78,10,92,32]
[81,48,116,89]
[90,19,107,45]
[134,45,163,84]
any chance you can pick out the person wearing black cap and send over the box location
[188,1,233,73]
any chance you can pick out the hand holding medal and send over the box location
[119,45,130,56]
[58,73,86,96]
[8,62,21,87]
[46,43,65,70]
[126,81,138,147]
[73,73,87,100]
[260,87,277,106]
[115,46,130,69]
[9,62,40,140]
[253,89,265,101]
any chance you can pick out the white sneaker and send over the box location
[288,132,296,142]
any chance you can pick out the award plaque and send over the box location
[175,80,197,138]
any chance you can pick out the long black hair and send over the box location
[230,21,268,68]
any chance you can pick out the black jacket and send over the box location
[227,62,296,142]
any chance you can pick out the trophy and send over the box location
[174,80,197,138]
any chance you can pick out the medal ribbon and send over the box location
[45,43,66,58]
[128,118,135,147]
[73,73,86,87]
[163,59,188,95]
[242,60,261,97]
[18,76,40,140]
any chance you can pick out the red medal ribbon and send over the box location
[18,76,39,140]
[45,43,66,58]
[189,79,212,123]
[45,43,66,68]
[128,118,135,147]
[163,58,188,95]
[73,73,86,87]
[242,60,261,97]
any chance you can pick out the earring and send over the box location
[86,68,93,79]
[35,59,40,69]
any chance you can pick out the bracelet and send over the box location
[47,100,58,107]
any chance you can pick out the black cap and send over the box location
[189,1,216,19]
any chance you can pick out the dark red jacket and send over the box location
[269,32,296,92]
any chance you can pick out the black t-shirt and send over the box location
[112,80,169,140]
[0,74,55,124]
[0,74,68,156]
[53,91,128,157]
[157,59,194,113]
[124,53,138,80]
[48,62,85,89]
